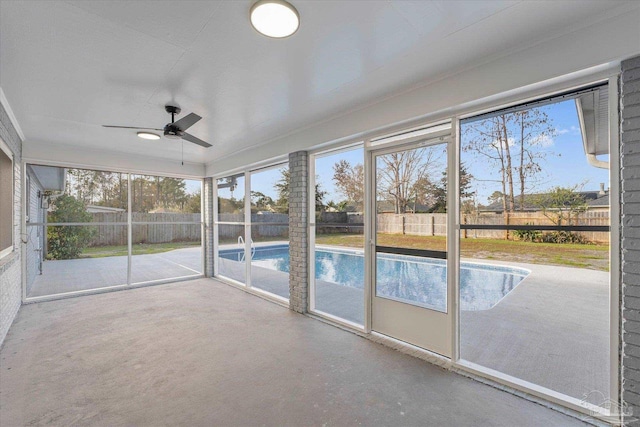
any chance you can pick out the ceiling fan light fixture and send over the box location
[250,0,299,38]
[137,131,160,140]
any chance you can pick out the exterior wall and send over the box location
[288,151,308,313]
[622,55,640,425]
[0,100,22,348]
[24,169,44,296]
[203,177,214,277]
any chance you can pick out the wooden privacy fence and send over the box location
[87,212,201,246]
[462,211,610,242]
[85,211,609,245]
[333,211,610,243]
[377,214,447,236]
[217,213,289,239]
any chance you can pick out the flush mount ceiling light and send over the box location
[137,131,160,140]
[250,0,300,38]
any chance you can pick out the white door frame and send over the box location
[365,130,455,357]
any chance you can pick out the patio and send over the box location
[0,278,585,426]
[221,249,610,406]
[28,242,610,407]
[28,247,203,298]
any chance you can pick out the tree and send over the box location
[47,194,95,260]
[534,186,587,226]
[377,147,442,214]
[463,109,555,212]
[251,191,275,212]
[275,168,326,214]
[423,164,474,213]
[487,191,504,205]
[332,160,364,211]
[185,191,201,214]
[463,107,555,238]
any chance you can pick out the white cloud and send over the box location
[532,134,554,147]
[490,137,515,149]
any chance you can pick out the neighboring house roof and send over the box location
[29,165,66,192]
[86,205,125,213]
[481,189,609,212]
[376,200,433,213]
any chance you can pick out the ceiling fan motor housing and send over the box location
[164,124,184,139]
[164,105,183,138]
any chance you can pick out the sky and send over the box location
[221,98,610,205]
[461,99,609,204]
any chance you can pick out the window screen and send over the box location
[0,145,13,256]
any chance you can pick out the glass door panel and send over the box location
[371,140,452,356]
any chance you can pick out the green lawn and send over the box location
[81,233,610,271]
[315,233,610,271]
[81,241,201,258]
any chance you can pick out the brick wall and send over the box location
[288,151,308,313]
[622,54,640,425]
[0,100,22,348]
[203,177,214,277]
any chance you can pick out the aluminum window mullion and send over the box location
[308,154,316,312]
[213,178,219,277]
[245,173,251,288]
[127,173,132,286]
[450,119,461,363]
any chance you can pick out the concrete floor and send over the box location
[460,261,610,407]
[220,254,609,405]
[0,278,589,426]
[28,247,203,297]
[27,243,610,408]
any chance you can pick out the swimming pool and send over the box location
[219,244,530,312]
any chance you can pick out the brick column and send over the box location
[621,54,640,425]
[289,151,309,313]
[203,177,214,277]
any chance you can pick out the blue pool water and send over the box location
[220,244,529,312]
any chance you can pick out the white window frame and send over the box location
[453,77,619,423]
[207,66,621,424]
[211,157,291,307]
[0,137,14,260]
[308,143,367,331]
[22,162,205,303]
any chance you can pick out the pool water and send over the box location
[219,244,529,311]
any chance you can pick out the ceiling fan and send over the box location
[102,105,212,148]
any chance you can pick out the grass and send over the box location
[314,233,610,271]
[81,241,200,258]
[80,233,610,271]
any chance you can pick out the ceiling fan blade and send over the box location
[173,113,201,131]
[182,132,212,148]
[102,125,164,131]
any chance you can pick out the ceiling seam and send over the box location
[62,0,188,51]
[443,1,523,38]
[142,3,222,110]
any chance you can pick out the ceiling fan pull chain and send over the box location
[181,140,184,166]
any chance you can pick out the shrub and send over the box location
[513,225,542,243]
[541,231,590,244]
[46,194,96,260]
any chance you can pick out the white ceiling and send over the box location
[1,0,638,169]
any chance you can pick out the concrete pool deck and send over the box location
[219,247,610,407]
[28,243,610,407]
[28,247,203,297]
